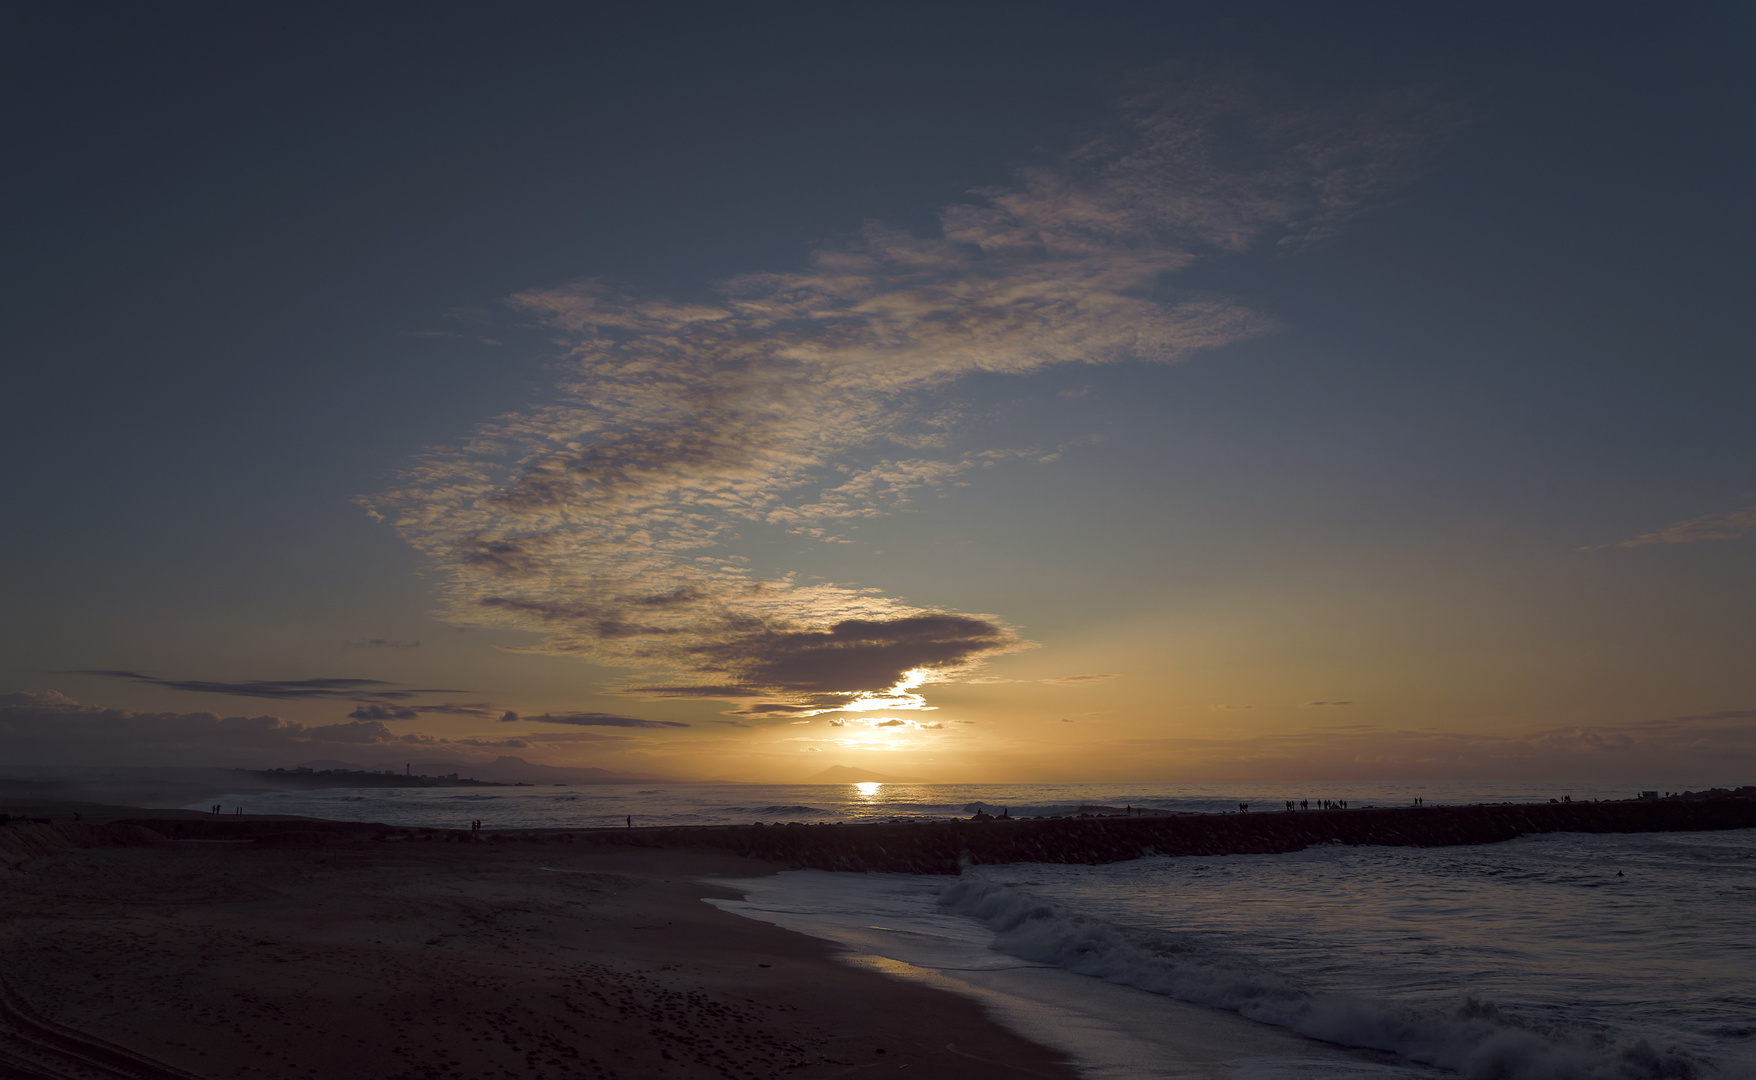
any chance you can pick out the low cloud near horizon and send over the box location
[11,688,1750,783]
[0,692,631,770]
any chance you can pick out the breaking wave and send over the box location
[725,804,828,817]
[939,874,1718,1080]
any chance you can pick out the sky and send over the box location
[3,1,1754,783]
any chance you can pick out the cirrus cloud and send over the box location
[362,68,1446,720]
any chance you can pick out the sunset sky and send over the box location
[4,2,1753,783]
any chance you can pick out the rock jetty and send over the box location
[579,793,1756,874]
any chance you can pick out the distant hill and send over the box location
[801,765,928,784]
[407,756,687,786]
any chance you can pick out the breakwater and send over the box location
[100,796,1756,874]
[586,797,1756,874]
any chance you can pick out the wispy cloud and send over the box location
[362,68,1445,721]
[79,671,686,730]
[343,638,422,649]
[509,711,689,730]
[1041,673,1120,685]
[1607,505,1756,548]
[79,670,466,702]
[346,702,503,720]
[0,695,438,765]
[1672,708,1756,722]
[1303,700,1354,707]
[0,693,659,768]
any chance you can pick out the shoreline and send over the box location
[5,795,1752,1080]
[0,798,1081,1080]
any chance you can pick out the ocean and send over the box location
[181,780,1754,1079]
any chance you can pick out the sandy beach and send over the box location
[0,800,1078,1080]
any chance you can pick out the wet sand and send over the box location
[0,800,1079,1080]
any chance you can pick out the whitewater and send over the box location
[714,828,1754,1080]
[177,780,1754,1079]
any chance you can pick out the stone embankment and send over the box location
[68,795,1756,875]
[582,796,1756,874]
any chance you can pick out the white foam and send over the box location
[939,873,1729,1080]
[705,870,1444,1080]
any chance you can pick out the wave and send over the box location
[939,874,1717,1080]
[724,805,828,816]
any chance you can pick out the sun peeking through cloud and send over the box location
[362,68,1445,726]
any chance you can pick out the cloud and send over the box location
[341,702,505,721]
[362,67,1444,716]
[343,639,421,649]
[348,704,420,720]
[0,693,664,767]
[0,691,78,707]
[1609,505,1756,548]
[1672,708,1756,723]
[837,716,942,732]
[1212,704,1254,711]
[1041,673,1119,685]
[521,712,689,729]
[80,670,467,703]
[1303,701,1354,707]
[0,695,414,766]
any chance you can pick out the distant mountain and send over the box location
[801,765,928,784]
[409,756,687,785]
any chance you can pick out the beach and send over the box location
[0,800,1079,1080]
[6,793,1751,1080]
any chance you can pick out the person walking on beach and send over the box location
[626,815,632,829]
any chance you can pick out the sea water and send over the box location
[712,829,1756,1080]
[180,779,1680,830]
[176,780,1754,1079]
